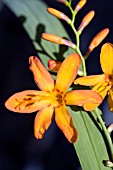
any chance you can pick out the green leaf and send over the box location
[68,107,110,170]
[2,0,111,169]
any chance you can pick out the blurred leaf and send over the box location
[2,0,75,70]
[2,0,111,169]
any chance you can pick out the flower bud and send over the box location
[48,60,83,75]
[42,33,63,44]
[47,8,71,24]
[57,0,68,5]
[62,39,76,48]
[75,0,87,12]
[48,60,61,72]
[78,11,95,34]
[88,28,109,51]
[42,33,76,48]
[103,160,113,168]
[107,123,113,133]
[77,70,84,76]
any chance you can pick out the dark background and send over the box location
[0,0,113,169]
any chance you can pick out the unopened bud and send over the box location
[42,33,76,48]
[103,160,113,168]
[75,0,87,12]
[48,59,83,76]
[42,33,63,44]
[88,28,109,51]
[62,39,76,48]
[48,60,61,72]
[77,70,84,76]
[57,0,68,5]
[78,11,95,34]
[108,123,113,133]
[47,8,71,24]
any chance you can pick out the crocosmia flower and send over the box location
[5,53,102,143]
[75,43,113,111]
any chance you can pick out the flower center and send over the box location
[51,89,65,107]
[108,75,113,86]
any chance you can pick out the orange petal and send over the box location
[55,104,78,143]
[84,81,111,110]
[83,83,110,110]
[83,103,99,111]
[74,74,106,86]
[34,105,54,139]
[5,90,53,113]
[92,81,111,99]
[65,90,102,111]
[100,43,113,74]
[108,88,113,112]
[55,53,81,93]
[29,56,54,92]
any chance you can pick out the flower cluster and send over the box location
[5,0,112,147]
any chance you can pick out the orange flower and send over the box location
[74,43,113,111]
[5,54,102,143]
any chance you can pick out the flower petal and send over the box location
[74,74,106,86]
[92,81,111,99]
[100,43,113,74]
[84,82,111,111]
[108,88,113,112]
[29,56,54,91]
[55,104,78,143]
[55,53,81,93]
[65,90,102,111]
[5,90,52,113]
[34,105,54,139]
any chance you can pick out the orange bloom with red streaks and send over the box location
[5,54,102,143]
[75,43,113,111]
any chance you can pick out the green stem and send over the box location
[66,1,86,76]
[69,0,72,6]
[70,22,87,76]
[94,108,113,161]
[66,0,113,165]
[66,2,74,15]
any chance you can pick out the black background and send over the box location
[0,0,113,169]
